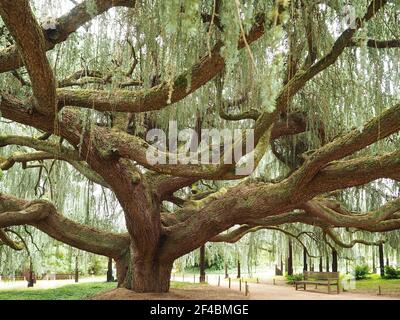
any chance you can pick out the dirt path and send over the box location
[92,285,247,300]
[174,275,399,300]
[240,282,398,300]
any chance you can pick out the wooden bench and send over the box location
[295,271,340,294]
[54,273,74,280]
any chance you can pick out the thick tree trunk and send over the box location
[112,176,171,293]
[303,247,308,271]
[130,253,173,293]
[379,243,385,277]
[116,251,130,288]
[332,249,338,272]
[287,239,293,276]
[199,245,206,283]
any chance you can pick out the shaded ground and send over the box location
[92,284,248,300]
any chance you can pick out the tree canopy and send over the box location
[1,0,400,292]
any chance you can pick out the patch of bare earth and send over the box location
[91,284,248,300]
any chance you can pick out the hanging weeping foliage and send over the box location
[0,0,400,293]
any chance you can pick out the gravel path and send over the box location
[241,282,398,300]
[175,275,399,300]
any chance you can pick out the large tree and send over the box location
[1,0,400,292]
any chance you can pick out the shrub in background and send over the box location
[383,266,399,279]
[354,265,369,280]
[285,273,304,284]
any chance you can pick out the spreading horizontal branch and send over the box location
[0,135,80,161]
[0,193,130,259]
[0,229,24,250]
[349,38,400,48]
[210,224,320,257]
[0,151,54,170]
[161,149,400,260]
[56,12,271,113]
[58,69,143,88]
[290,103,400,197]
[302,197,400,228]
[306,151,400,195]
[0,135,109,187]
[210,225,263,243]
[325,228,384,248]
[91,124,269,179]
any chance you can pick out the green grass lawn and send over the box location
[0,282,116,300]
[0,281,195,300]
[351,274,400,295]
[354,274,400,289]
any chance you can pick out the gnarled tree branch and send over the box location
[0,193,130,259]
